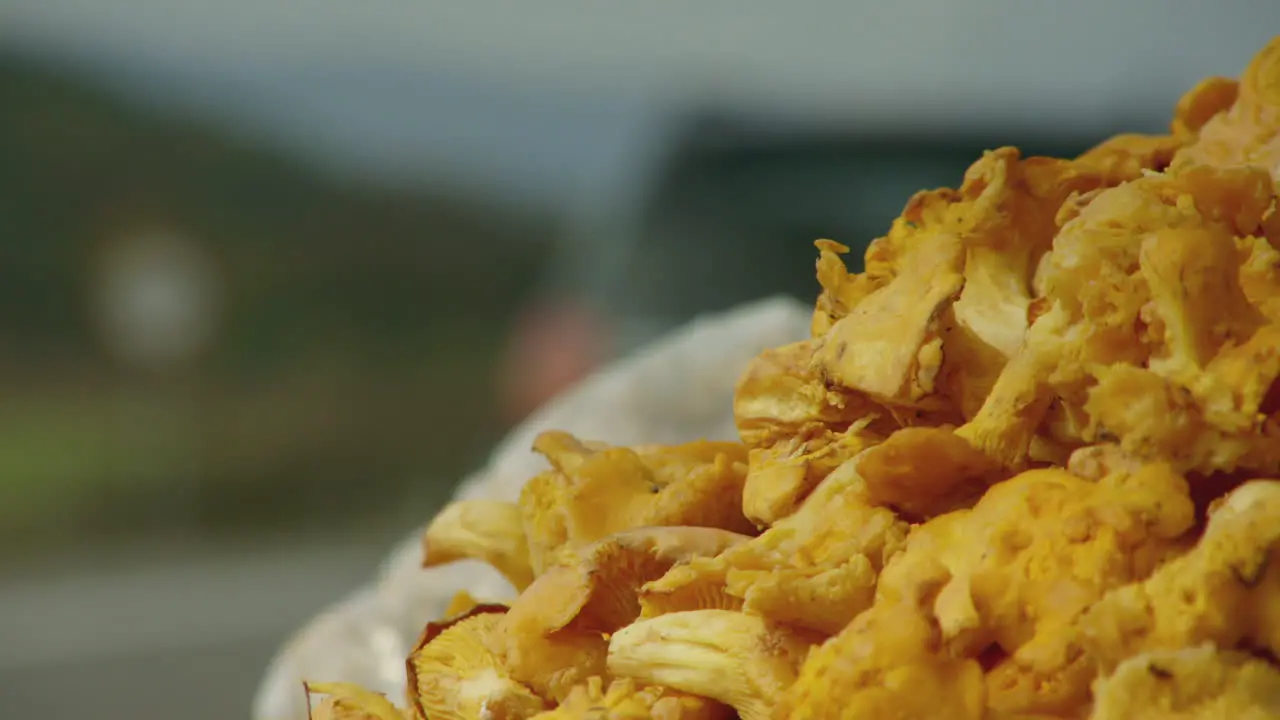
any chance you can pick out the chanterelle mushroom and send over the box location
[780,462,1196,718]
[422,499,534,592]
[1076,479,1280,674]
[493,526,749,702]
[305,682,409,720]
[732,339,892,528]
[528,677,731,720]
[519,431,755,575]
[641,454,908,635]
[606,609,818,720]
[405,605,545,720]
[1090,644,1280,720]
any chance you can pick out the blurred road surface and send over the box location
[0,534,401,720]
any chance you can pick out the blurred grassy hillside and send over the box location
[0,52,556,557]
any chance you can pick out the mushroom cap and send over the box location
[406,605,546,720]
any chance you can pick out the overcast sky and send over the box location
[3,0,1276,210]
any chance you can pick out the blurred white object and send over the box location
[251,295,812,720]
[92,229,223,372]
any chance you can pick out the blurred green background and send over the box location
[0,53,554,558]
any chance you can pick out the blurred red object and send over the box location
[497,296,612,424]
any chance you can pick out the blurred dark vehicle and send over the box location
[601,116,1107,346]
[512,114,1104,400]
